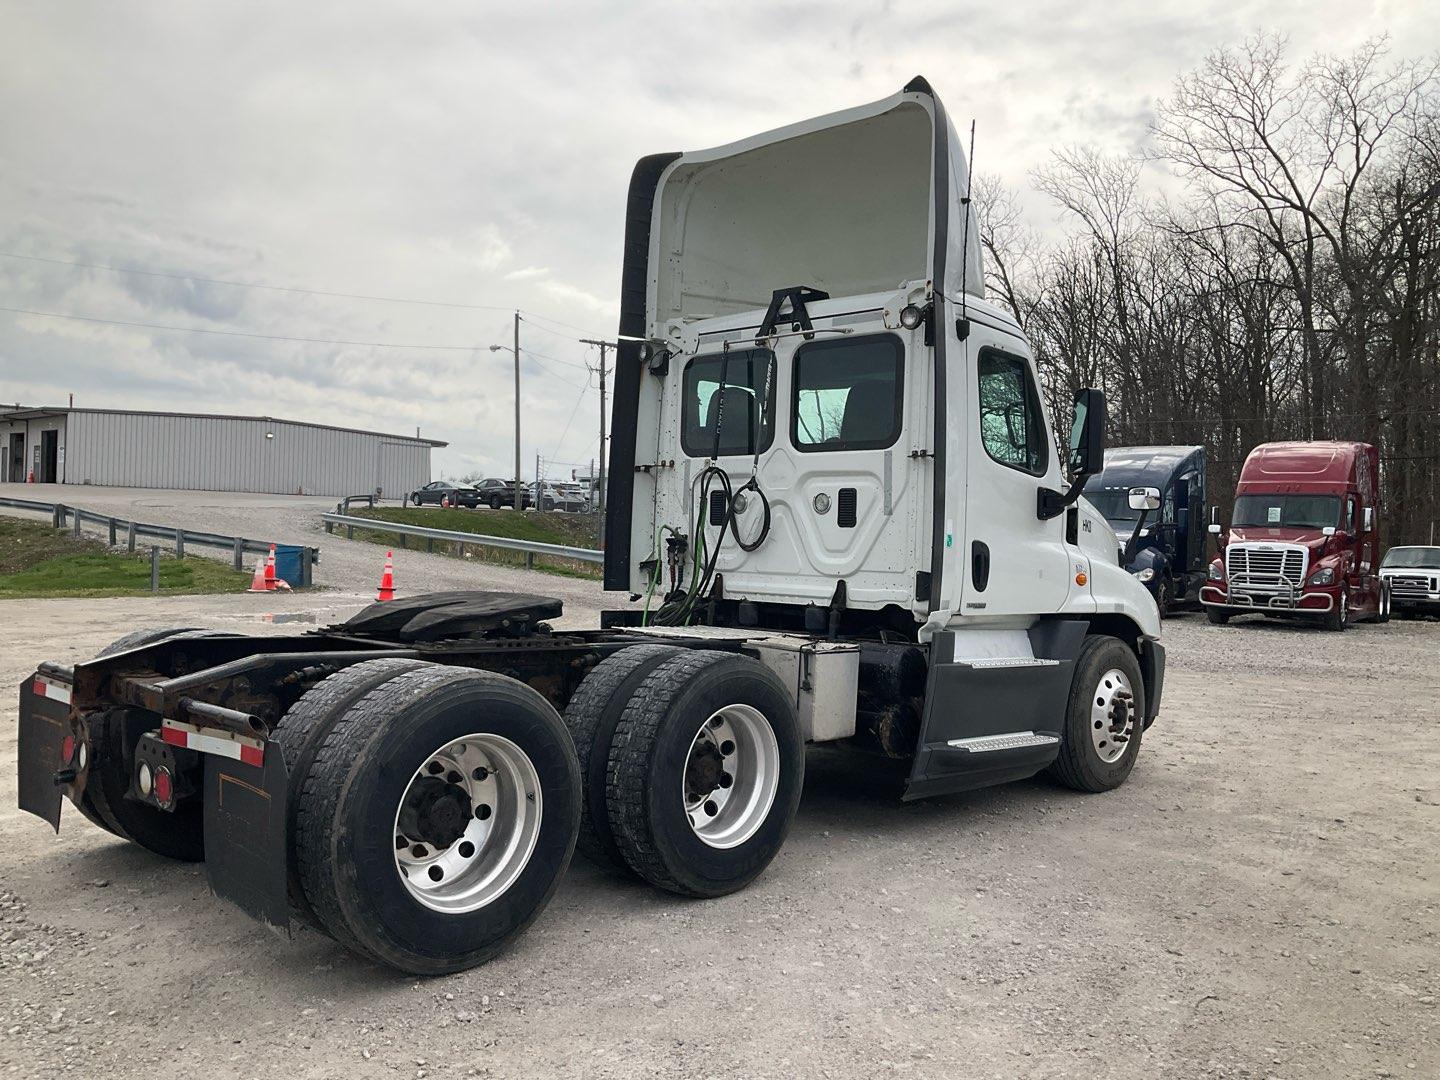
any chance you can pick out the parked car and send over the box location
[533,481,588,512]
[1379,545,1440,617]
[475,478,533,510]
[410,481,480,508]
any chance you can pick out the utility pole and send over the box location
[490,315,524,511]
[513,311,522,511]
[580,338,613,546]
[535,452,541,508]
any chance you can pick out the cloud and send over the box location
[1,0,1435,479]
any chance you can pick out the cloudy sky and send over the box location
[2,1,1434,481]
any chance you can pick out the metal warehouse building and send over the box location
[0,406,443,498]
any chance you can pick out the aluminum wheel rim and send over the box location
[682,704,779,850]
[1089,668,1135,764]
[393,733,542,914]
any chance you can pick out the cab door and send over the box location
[961,334,1075,616]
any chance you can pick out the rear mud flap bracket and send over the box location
[203,744,290,934]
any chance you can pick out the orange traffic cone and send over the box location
[376,551,396,602]
[264,544,278,592]
[246,553,269,593]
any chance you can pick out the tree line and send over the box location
[977,35,1440,545]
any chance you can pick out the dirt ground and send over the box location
[1,510,1437,1077]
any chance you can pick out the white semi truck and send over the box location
[17,78,1164,974]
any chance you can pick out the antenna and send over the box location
[957,119,976,341]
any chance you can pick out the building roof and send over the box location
[0,405,447,447]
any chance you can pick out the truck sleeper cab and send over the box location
[1082,445,1207,615]
[1201,441,1388,630]
[16,78,1165,976]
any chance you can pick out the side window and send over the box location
[977,349,1047,476]
[791,335,904,452]
[681,349,776,458]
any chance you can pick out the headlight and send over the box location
[1207,562,1224,581]
[899,304,925,329]
[1307,566,1335,586]
[1135,567,1156,583]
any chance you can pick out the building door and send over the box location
[40,430,59,483]
[7,433,22,482]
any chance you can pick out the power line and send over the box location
[0,304,503,351]
[0,250,521,313]
[1,249,615,340]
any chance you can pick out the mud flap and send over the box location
[203,743,290,934]
[17,676,70,831]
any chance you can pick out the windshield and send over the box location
[1382,547,1440,569]
[1084,490,1142,524]
[1233,494,1340,530]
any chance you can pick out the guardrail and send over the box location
[0,495,317,583]
[321,512,603,568]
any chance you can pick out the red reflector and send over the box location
[160,726,187,748]
[61,735,76,763]
[154,768,173,806]
[239,744,265,768]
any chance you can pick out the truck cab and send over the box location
[604,78,1164,798]
[1082,446,1206,615]
[1201,441,1387,630]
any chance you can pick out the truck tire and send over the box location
[85,707,206,861]
[1205,607,1230,625]
[563,644,686,872]
[1376,581,1391,623]
[1324,588,1350,632]
[273,658,434,944]
[293,665,580,975]
[1046,635,1144,794]
[605,650,803,898]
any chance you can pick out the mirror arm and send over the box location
[1037,474,1088,521]
[1122,508,1151,564]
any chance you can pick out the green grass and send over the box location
[0,517,253,598]
[347,506,603,579]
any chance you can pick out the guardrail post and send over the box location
[232,538,244,571]
[525,551,535,570]
[175,528,185,559]
[346,524,354,539]
[150,547,160,592]
[108,517,117,546]
[426,537,435,553]
[73,511,83,538]
[51,504,63,529]
[326,518,335,534]
[127,520,137,553]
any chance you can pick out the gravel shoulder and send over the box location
[0,487,1436,1079]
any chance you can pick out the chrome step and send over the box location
[959,657,1060,669]
[946,731,1060,754]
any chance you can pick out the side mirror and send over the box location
[1363,507,1374,531]
[1322,526,1337,537]
[1068,388,1106,478]
[1128,486,1161,512]
[1208,523,1222,536]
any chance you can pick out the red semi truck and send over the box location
[1200,441,1389,630]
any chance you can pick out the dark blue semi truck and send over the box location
[1083,446,1208,616]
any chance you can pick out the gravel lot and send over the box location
[1,486,1437,1078]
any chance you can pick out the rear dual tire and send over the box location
[289,661,580,975]
[567,649,803,899]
